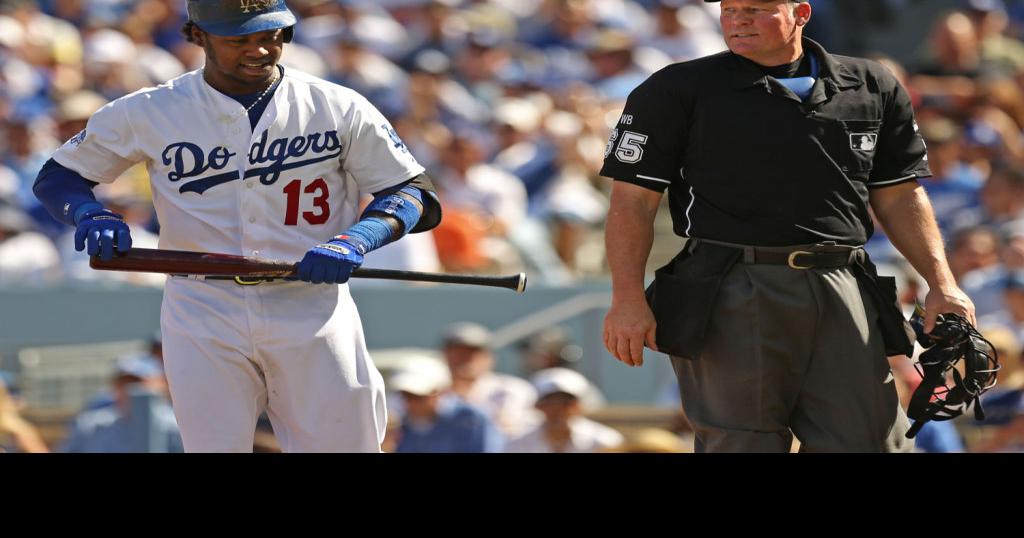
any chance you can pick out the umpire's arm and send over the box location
[869,181,976,332]
[603,181,663,368]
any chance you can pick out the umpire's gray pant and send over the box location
[670,261,914,453]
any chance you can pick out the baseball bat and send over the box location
[89,248,527,293]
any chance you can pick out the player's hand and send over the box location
[297,235,365,284]
[74,207,132,261]
[603,294,657,368]
[922,284,976,334]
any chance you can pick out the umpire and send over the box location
[600,0,976,452]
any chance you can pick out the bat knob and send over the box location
[516,273,528,294]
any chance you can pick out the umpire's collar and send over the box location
[729,37,863,92]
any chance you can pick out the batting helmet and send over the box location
[186,0,297,37]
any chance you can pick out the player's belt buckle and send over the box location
[233,276,265,286]
[787,251,815,269]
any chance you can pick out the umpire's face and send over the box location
[720,0,811,66]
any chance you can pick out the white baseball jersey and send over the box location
[53,67,425,261]
[52,67,426,452]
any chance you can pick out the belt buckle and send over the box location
[787,250,815,269]
[233,276,264,286]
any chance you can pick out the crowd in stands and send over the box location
[3,0,1024,451]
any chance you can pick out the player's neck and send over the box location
[202,65,280,96]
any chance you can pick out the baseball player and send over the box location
[32,0,442,452]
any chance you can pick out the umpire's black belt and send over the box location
[686,238,865,269]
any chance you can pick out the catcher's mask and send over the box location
[905,305,1000,439]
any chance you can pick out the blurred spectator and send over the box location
[947,226,1001,283]
[917,116,984,237]
[390,355,504,453]
[517,326,606,406]
[432,127,528,273]
[518,326,583,375]
[951,226,1006,317]
[0,371,48,453]
[0,205,62,286]
[641,0,725,63]
[59,355,183,453]
[580,27,651,101]
[978,270,1024,343]
[440,322,539,436]
[964,0,1024,76]
[82,332,166,411]
[505,367,621,452]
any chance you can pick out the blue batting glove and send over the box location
[296,235,366,284]
[74,207,132,261]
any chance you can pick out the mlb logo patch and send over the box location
[850,133,877,151]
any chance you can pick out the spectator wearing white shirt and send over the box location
[505,367,622,453]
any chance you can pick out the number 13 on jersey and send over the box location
[283,178,329,226]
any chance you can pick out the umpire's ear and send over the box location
[795,1,812,26]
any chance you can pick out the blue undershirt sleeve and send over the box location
[33,158,102,227]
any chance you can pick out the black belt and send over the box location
[169,274,286,285]
[686,239,865,269]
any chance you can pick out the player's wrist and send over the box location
[73,202,106,225]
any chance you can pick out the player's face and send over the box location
[197,28,285,93]
[720,0,810,66]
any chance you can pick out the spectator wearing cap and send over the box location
[82,336,168,412]
[581,28,650,101]
[519,326,584,375]
[0,204,62,286]
[53,91,108,146]
[390,357,504,453]
[441,322,539,436]
[59,355,182,453]
[505,367,622,453]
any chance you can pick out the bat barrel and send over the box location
[352,268,527,293]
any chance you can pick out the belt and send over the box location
[686,238,865,269]
[169,274,287,286]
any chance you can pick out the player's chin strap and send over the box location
[905,308,1000,439]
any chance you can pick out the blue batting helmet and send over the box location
[186,0,297,37]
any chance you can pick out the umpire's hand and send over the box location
[604,295,658,367]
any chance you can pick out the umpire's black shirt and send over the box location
[599,38,932,246]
